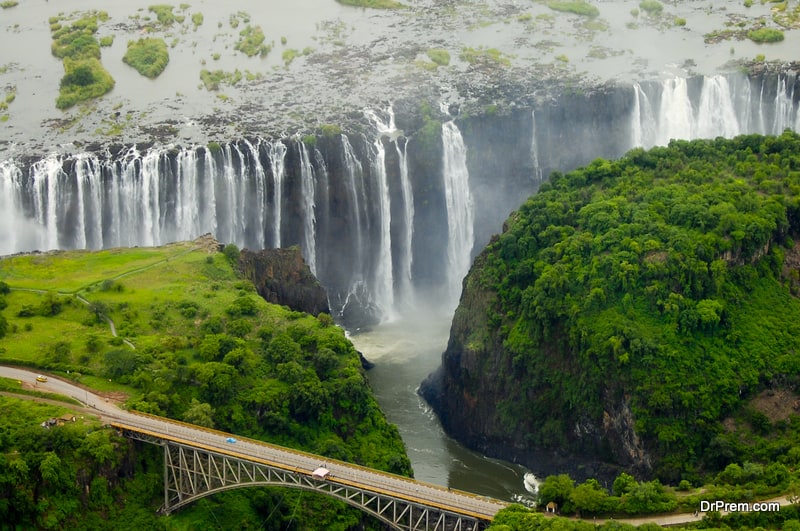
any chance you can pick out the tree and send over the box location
[223,243,239,263]
[570,478,608,514]
[183,399,215,428]
[613,472,637,496]
[538,474,575,507]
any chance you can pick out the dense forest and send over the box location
[432,130,800,486]
[0,242,410,529]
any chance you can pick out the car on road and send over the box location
[36,375,48,382]
[225,437,237,443]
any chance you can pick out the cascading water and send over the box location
[2,72,799,325]
[395,137,415,306]
[268,141,287,248]
[363,112,395,319]
[530,110,543,182]
[628,73,800,150]
[297,139,318,275]
[441,121,474,305]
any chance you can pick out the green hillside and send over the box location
[439,130,800,484]
[0,238,411,529]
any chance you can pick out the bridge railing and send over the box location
[115,418,501,522]
[123,410,505,509]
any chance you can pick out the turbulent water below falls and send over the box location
[349,313,538,504]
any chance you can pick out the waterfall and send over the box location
[629,74,798,149]
[2,71,798,327]
[530,110,543,181]
[441,121,474,304]
[0,161,23,255]
[656,77,694,146]
[298,139,317,275]
[340,134,367,312]
[395,137,415,304]
[268,141,287,248]
[202,147,219,240]
[695,76,740,139]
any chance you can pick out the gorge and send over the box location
[3,72,799,328]
[2,70,800,496]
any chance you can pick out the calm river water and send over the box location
[349,311,538,504]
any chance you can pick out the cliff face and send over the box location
[422,132,800,482]
[238,247,330,317]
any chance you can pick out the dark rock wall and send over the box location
[238,247,330,317]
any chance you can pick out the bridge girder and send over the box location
[121,428,488,531]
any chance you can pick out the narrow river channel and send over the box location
[349,310,538,505]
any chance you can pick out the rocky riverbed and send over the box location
[1,0,798,157]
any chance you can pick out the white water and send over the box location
[395,138,415,307]
[364,116,395,319]
[268,141,287,248]
[441,121,474,305]
[341,135,364,281]
[530,110,543,182]
[630,74,800,149]
[298,139,318,275]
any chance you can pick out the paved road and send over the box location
[0,366,507,521]
[5,366,794,527]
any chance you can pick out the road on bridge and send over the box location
[0,366,507,521]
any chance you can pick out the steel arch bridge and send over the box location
[116,423,495,531]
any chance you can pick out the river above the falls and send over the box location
[348,311,538,504]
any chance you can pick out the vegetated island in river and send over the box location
[422,131,800,518]
[0,236,411,530]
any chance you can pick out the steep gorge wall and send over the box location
[1,72,799,329]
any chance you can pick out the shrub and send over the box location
[639,0,663,13]
[123,38,169,78]
[547,0,599,17]
[426,48,450,66]
[56,57,114,109]
[336,0,406,8]
[747,28,784,43]
[235,25,271,57]
[222,243,240,263]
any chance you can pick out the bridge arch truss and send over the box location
[121,428,488,531]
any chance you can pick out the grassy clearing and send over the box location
[547,0,599,17]
[123,38,169,78]
[0,242,247,397]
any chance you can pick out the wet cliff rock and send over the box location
[238,247,330,317]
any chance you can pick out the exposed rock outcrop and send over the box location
[238,247,330,317]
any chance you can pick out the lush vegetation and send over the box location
[465,131,800,482]
[547,1,600,18]
[199,68,242,90]
[336,0,407,8]
[0,395,167,530]
[427,48,451,66]
[0,1,18,8]
[748,27,785,43]
[123,38,169,78]
[234,25,271,57]
[0,241,411,528]
[49,11,115,109]
[148,4,184,26]
[460,46,512,66]
[638,0,663,14]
